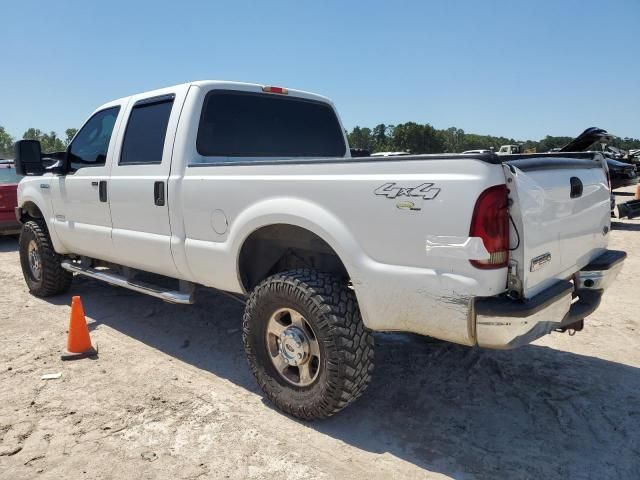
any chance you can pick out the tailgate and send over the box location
[503,154,610,299]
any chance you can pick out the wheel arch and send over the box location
[231,198,365,293]
[16,200,44,223]
[17,188,68,254]
[238,224,350,292]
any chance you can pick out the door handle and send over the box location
[570,177,583,198]
[99,181,108,202]
[154,181,165,206]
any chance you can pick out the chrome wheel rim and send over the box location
[27,240,42,281]
[266,308,321,387]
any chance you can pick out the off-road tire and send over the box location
[243,269,374,420]
[19,220,72,297]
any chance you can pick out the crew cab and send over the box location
[13,81,625,419]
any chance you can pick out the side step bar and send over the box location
[61,261,195,304]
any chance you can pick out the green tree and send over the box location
[22,128,66,152]
[348,126,374,151]
[346,123,640,156]
[0,126,14,158]
[391,122,445,154]
[612,137,640,151]
[65,128,78,146]
[441,127,465,153]
[459,133,514,152]
[371,124,387,150]
[536,135,574,152]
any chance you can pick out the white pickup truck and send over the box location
[14,81,626,419]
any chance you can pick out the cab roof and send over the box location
[96,80,333,113]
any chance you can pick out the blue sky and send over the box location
[1,0,638,141]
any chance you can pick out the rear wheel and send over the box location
[19,220,72,297]
[243,269,374,420]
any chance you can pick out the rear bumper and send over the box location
[474,249,626,349]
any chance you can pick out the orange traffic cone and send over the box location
[61,296,97,360]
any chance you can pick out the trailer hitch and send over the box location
[555,319,584,335]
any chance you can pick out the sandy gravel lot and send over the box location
[1,186,639,480]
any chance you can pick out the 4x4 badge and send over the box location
[374,182,441,200]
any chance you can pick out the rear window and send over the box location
[0,166,22,185]
[196,90,346,158]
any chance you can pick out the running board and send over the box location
[61,261,195,304]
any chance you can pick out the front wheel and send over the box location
[243,269,374,420]
[19,220,72,297]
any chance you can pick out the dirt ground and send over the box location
[1,187,639,480]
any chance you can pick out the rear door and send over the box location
[503,154,611,298]
[107,87,187,277]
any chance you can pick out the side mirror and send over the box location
[43,151,69,175]
[14,140,44,176]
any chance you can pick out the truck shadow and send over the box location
[0,236,18,252]
[611,221,640,231]
[613,191,635,197]
[51,277,640,479]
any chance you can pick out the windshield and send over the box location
[0,166,22,185]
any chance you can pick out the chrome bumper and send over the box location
[475,249,626,349]
[574,250,626,291]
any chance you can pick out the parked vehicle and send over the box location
[607,158,638,190]
[13,81,625,419]
[558,127,613,152]
[369,151,410,157]
[462,149,492,154]
[497,144,539,154]
[0,162,22,235]
[558,127,639,191]
[497,144,524,154]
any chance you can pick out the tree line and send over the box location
[0,126,77,158]
[1,122,639,159]
[348,123,640,155]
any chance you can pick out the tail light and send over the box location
[262,86,288,95]
[469,184,509,269]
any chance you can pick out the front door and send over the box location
[50,105,124,260]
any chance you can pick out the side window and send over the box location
[120,97,174,165]
[68,107,120,172]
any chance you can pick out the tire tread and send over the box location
[19,220,72,297]
[243,269,374,420]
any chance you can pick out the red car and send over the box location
[0,161,22,235]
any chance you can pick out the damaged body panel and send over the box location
[502,154,611,299]
[475,249,625,349]
[472,153,620,349]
